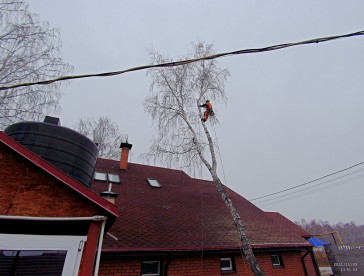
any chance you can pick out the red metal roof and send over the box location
[93,159,311,252]
[0,132,118,218]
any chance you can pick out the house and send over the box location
[92,144,319,275]
[0,126,118,275]
[0,119,318,275]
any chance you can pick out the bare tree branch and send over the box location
[143,42,265,275]
[75,116,122,160]
[0,1,73,129]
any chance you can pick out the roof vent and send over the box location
[100,176,119,204]
[100,191,118,204]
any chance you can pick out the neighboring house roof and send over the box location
[0,132,118,219]
[93,159,311,253]
[308,237,329,246]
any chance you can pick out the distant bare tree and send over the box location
[297,219,364,245]
[0,1,73,129]
[144,42,265,275]
[75,116,121,160]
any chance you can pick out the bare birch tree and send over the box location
[0,1,73,129]
[144,42,265,275]
[75,116,122,160]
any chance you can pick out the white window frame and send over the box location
[147,178,161,188]
[0,234,87,276]
[108,173,121,183]
[271,253,283,268]
[94,172,107,181]
[141,260,161,276]
[220,257,233,272]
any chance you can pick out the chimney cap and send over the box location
[120,142,133,149]
[44,116,61,125]
[100,191,118,199]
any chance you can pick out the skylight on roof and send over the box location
[147,178,161,188]
[94,172,107,181]
[94,172,121,183]
[108,173,120,183]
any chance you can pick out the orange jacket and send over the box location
[201,102,212,110]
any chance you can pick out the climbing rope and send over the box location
[197,118,205,273]
[212,123,228,194]
[211,122,250,275]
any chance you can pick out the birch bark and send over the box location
[144,42,265,275]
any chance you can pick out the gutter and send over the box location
[101,244,311,254]
[301,248,309,276]
[94,217,106,276]
[164,254,173,276]
[0,215,106,221]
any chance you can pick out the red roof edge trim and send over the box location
[252,243,312,248]
[102,245,241,253]
[0,132,118,218]
[102,243,311,253]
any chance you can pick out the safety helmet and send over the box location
[206,99,210,102]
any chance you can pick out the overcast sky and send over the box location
[27,0,364,225]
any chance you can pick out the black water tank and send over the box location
[4,118,98,188]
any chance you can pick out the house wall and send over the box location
[0,142,105,276]
[99,251,317,276]
[0,143,99,217]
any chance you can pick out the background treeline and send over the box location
[296,219,364,245]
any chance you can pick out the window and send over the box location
[0,234,86,276]
[141,261,160,276]
[220,257,236,273]
[108,173,120,183]
[147,178,161,188]
[270,253,284,268]
[94,172,121,183]
[94,172,107,181]
[0,250,67,275]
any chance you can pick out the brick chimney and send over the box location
[119,142,132,170]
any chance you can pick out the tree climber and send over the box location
[199,99,213,122]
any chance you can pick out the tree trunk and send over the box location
[146,42,264,276]
[190,114,265,275]
[211,172,266,276]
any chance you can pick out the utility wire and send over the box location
[254,167,364,205]
[0,30,363,91]
[249,161,364,201]
[258,171,364,207]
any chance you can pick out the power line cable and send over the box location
[254,167,364,205]
[0,30,363,91]
[258,170,364,207]
[249,161,364,201]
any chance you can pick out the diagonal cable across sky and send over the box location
[0,30,363,91]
